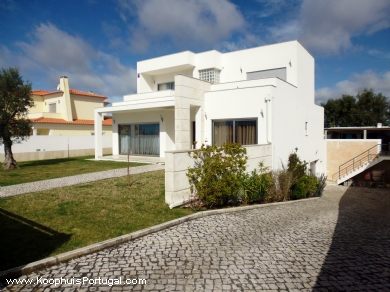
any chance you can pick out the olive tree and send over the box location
[0,68,33,169]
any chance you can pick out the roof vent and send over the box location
[377,123,382,128]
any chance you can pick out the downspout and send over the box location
[265,95,273,169]
[265,95,271,143]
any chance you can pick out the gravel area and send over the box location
[1,185,389,291]
[0,164,165,198]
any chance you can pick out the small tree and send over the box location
[0,68,33,169]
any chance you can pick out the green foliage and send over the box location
[321,89,390,127]
[187,143,248,208]
[241,162,273,204]
[287,148,308,182]
[0,67,34,169]
[290,174,318,200]
[313,173,327,197]
[286,149,317,200]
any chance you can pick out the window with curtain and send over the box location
[119,124,160,155]
[213,119,256,147]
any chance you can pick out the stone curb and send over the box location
[0,196,320,281]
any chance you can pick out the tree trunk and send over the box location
[3,138,18,170]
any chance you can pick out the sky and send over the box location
[1,0,390,104]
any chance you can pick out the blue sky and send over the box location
[1,0,390,104]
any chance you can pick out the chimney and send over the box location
[377,123,382,128]
[59,76,73,122]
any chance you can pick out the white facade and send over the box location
[95,40,325,174]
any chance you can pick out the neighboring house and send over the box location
[94,40,325,173]
[30,76,112,136]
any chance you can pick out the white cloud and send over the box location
[7,23,136,102]
[315,71,390,103]
[268,0,390,55]
[117,0,245,52]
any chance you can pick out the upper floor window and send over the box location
[49,103,56,113]
[158,82,175,91]
[199,68,220,84]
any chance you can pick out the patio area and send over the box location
[93,155,165,164]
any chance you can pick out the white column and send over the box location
[94,110,103,158]
[32,127,37,136]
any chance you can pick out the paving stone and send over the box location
[1,185,389,291]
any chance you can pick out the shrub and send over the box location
[313,173,327,197]
[268,169,293,202]
[290,174,317,200]
[241,162,273,204]
[187,143,248,208]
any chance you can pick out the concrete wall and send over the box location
[0,135,112,162]
[32,124,112,136]
[137,41,302,95]
[165,144,272,205]
[326,139,381,180]
[272,79,326,174]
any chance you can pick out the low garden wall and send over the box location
[0,136,112,161]
[165,144,272,205]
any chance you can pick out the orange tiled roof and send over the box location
[32,90,61,96]
[31,117,112,126]
[32,89,108,99]
[69,89,107,99]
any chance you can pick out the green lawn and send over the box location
[0,156,144,186]
[0,170,195,271]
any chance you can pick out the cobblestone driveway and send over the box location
[2,185,389,291]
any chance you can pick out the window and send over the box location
[199,68,220,84]
[213,119,257,147]
[305,122,309,136]
[119,124,160,156]
[49,103,56,113]
[158,82,175,91]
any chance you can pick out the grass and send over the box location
[0,156,144,186]
[0,170,195,271]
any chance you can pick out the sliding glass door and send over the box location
[119,124,160,156]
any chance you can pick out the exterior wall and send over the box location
[165,144,272,205]
[221,42,298,85]
[0,135,112,162]
[204,83,273,146]
[271,75,325,175]
[111,110,174,157]
[70,95,105,120]
[32,123,112,136]
[326,139,381,180]
[30,95,45,113]
[137,41,302,95]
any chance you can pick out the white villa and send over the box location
[94,40,325,204]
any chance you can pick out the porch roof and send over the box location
[95,97,175,114]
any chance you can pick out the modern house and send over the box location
[30,76,112,136]
[94,40,326,204]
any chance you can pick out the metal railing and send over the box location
[332,144,390,181]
